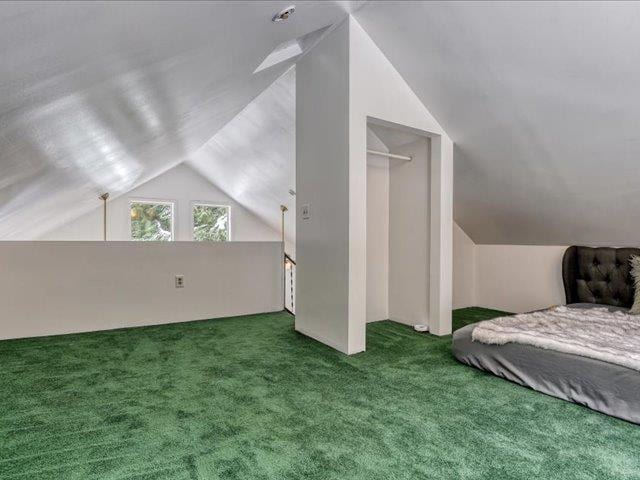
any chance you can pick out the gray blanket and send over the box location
[452,304,640,424]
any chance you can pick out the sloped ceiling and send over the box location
[189,69,426,250]
[7,1,639,247]
[356,2,640,246]
[0,1,363,239]
[188,68,296,246]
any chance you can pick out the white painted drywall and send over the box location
[349,17,454,340]
[295,20,351,353]
[475,244,567,313]
[40,163,279,242]
[296,17,454,354]
[388,140,429,326]
[0,241,283,340]
[453,222,476,309]
[452,222,568,312]
[366,158,389,323]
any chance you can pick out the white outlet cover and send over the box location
[301,204,310,220]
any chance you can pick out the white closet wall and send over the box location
[366,135,430,326]
[388,139,430,326]
[366,156,390,322]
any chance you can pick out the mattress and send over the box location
[452,304,640,424]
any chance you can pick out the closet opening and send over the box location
[366,119,431,329]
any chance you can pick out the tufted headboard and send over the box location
[562,246,640,308]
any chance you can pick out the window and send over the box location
[130,200,174,241]
[192,204,229,241]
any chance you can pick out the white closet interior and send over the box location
[366,122,431,327]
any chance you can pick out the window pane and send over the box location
[130,202,173,241]
[193,205,229,241]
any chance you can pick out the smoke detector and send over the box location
[273,5,295,22]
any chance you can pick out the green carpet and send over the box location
[2,308,640,479]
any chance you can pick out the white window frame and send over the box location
[190,202,231,241]
[129,198,176,241]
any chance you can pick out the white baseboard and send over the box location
[388,315,416,327]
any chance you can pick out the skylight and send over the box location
[254,39,303,73]
[253,25,331,74]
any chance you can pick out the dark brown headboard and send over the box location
[562,246,640,308]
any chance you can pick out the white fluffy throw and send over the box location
[472,306,640,371]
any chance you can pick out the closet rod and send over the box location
[366,149,412,161]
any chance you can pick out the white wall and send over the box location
[366,158,389,322]
[41,163,279,242]
[0,241,283,340]
[388,139,429,326]
[295,19,351,353]
[296,17,454,354]
[453,222,476,309]
[475,244,567,313]
[349,17,454,341]
[451,221,567,312]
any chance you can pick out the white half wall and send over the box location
[452,221,568,313]
[453,222,476,309]
[40,163,279,242]
[475,244,567,313]
[0,241,283,340]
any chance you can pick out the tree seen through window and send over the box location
[130,202,173,241]
[193,205,229,241]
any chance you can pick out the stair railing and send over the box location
[284,253,296,315]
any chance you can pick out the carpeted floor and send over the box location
[2,308,640,479]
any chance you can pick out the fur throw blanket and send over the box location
[472,306,640,371]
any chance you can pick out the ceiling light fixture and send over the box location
[273,5,295,22]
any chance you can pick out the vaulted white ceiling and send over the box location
[188,67,296,247]
[4,2,640,247]
[0,1,362,239]
[356,1,640,246]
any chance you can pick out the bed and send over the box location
[452,246,640,424]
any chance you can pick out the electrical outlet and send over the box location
[301,203,310,220]
[175,275,184,288]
